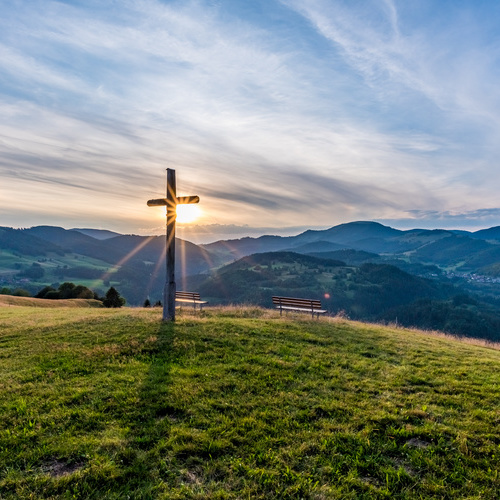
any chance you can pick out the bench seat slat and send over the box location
[175,298,207,304]
[272,296,327,318]
[277,305,327,314]
[273,299,322,307]
[176,291,201,300]
[175,291,208,310]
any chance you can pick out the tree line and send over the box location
[0,282,125,308]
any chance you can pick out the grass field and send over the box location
[0,305,499,499]
[0,295,103,308]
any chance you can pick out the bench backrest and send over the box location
[272,296,322,310]
[176,291,201,301]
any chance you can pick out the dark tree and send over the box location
[72,285,94,299]
[35,286,56,299]
[35,282,95,300]
[103,287,125,308]
[58,282,76,299]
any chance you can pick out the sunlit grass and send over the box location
[0,306,499,499]
[0,295,103,308]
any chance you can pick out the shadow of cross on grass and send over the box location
[73,319,181,498]
[125,321,178,447]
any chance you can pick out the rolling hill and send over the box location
[470,225,500,240]
[185,250,500,340]
[1,222,500,336]
[0,225,222,304]
[202,221,500,276]
[0,305,498,498]
[71,228,122,240]
[0,227,65,256]
[0,295,103,308]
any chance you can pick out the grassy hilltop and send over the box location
[0,305,499,499]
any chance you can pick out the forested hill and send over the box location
[187,251,500,341]
[188,251,450,314]
[2,222,500,340]
[202,221,500,276]
[0,227,65,256]
[0,225,223,306]
[0,225,221,276]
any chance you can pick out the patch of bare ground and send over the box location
[181,469,203,486]
[360,475,382,487]
[41,459,85,477]
[405,438,431,449]
[393,458,417,477]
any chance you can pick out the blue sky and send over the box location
[1,0,500,243]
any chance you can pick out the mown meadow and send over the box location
[0,304,499,499]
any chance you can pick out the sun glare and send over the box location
[176,203,201,224]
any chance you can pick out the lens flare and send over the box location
[176,204,201,224]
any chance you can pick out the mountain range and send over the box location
[2,221,500,284]
[2,221,500,338]
[2,220,500,277]
[203,221,500,274]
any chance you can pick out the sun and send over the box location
[176,203,201,224]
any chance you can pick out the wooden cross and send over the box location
[147,168,200,321]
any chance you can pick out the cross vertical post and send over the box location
[165,168,176,321]
[147,169,200,322]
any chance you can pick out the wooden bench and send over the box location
[272,296,327,319]
[175,291,208,310]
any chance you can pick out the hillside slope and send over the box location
[0,226,220,304]
[202,221,500,276]
[2,222,500,312]
[0,295,103,308]
[187,251,500,341]
[0,306,498,499]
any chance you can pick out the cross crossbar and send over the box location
[147,198,169,207]
[147,195,199,207]
[177,195,200,204]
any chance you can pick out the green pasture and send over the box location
[0,250,113,292]
[0,305,499,498]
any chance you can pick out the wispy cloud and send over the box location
[379,208,500,231]
[1,0,500,238]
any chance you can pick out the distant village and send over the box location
[447,272,500,284]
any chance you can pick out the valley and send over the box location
[1,221,500,340]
